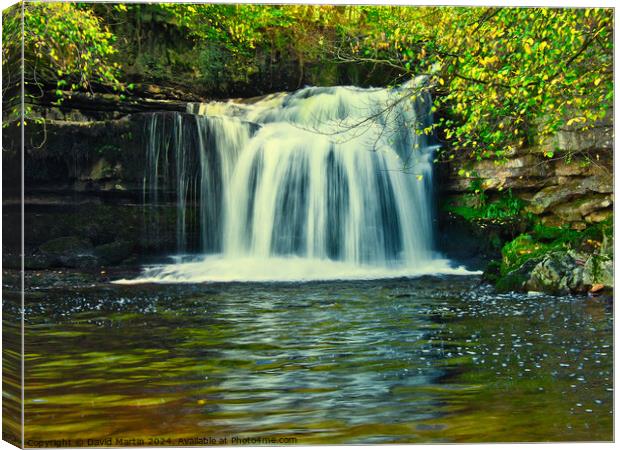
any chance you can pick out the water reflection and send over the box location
[20,276,612,444]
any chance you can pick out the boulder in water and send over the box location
[583,254,613,288]
[39,236,93,255]
[523,251,585,295]
[94,240,133,266]
[512,249,613,296]
[39,236,100,269]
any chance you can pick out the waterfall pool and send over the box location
[14,274,612,444]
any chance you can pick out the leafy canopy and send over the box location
[2,4,613,165]
[353,7,613,162]
[3,2,121,103]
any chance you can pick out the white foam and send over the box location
[114,255,481,284]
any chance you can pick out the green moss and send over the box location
[531,217,612,255]
[498,215,614,281]
[531,222,585,245]
[39,236,93,256]
[495,272,527,293]
[582,216,613,243]
[500,234,554,276]
[482,260,501,284]
[444,189,525,221]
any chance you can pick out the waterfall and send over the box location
[130,78,470,283]
[143,113,254,253]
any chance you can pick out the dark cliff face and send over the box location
[2,97,188,263]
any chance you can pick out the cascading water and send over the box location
[126,77,472,283]
[142,113,254,253]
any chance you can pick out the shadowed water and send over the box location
[18,276,612,444]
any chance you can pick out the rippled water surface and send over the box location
[17,276,613,444]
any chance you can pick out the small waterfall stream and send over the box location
[131,78,471,282]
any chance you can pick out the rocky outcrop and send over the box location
[94,240,134,266]
[4,110,203,194]
[523,251,586,295]
[38,235,99,269]
[39,89,192,118]
[491,225,614,296]
[527,176,612,213]
[502,250,614,296]
[2,85,214,265]
[440,111,613,229]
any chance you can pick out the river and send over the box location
[15,275,612,444]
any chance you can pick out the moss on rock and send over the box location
[495,272,528,293]
[39,236,93,256]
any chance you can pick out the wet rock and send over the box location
[583,254,613,288]
[496,257,542,293]
[540,215,564,228]
[39,236,93,256]
[550,203,583,222]
[526,175,613,215]
[547,124,613,154]
[577,195,613,216]
[553,158,610,177]
[94,240,133,265]
[523,251,586,295]
[512,248,614,295]
[451,155,551,192]
[585,208,613,224]
[551,194,613,222]
[39,236,100,269]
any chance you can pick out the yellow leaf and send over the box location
[566,117,585,126]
